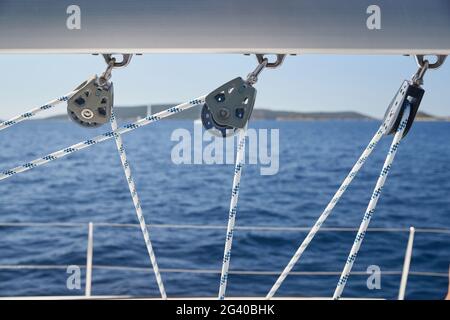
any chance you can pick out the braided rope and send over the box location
[0,97,205,181]
[110,111,167,299]
[333,105,411,300]
[218,127,247,300]
[266,124,385,299]
[0,91,77,131]
[0,84,413,300]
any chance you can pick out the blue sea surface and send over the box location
[0,119,449,299]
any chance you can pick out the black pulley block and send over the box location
[383,80,424,138]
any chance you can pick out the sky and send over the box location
[0,54,449,120]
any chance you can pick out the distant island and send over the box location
[9,105,449,122]
[414,111,449,121]
[253,109,448,121]
[42,107,376,121]
[251,109,374,120]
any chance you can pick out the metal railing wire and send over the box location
[0,222,448,298]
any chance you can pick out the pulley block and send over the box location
[67,76,114,128]
[201,77,256,137]
[382,80,424,138]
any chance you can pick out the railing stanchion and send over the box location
[398,226,415,300]
[85,222,94,297]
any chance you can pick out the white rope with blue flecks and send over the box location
[332,105,411,300]
[266,124,386,298]
[110,111,167,299]
[0,85,412,300]
[218,126,247,300]
[0,92,203,298]
[0,96,205,181]
[265,103,403,299]
[0,91,77,132]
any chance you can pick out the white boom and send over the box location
[0,0,449,55]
